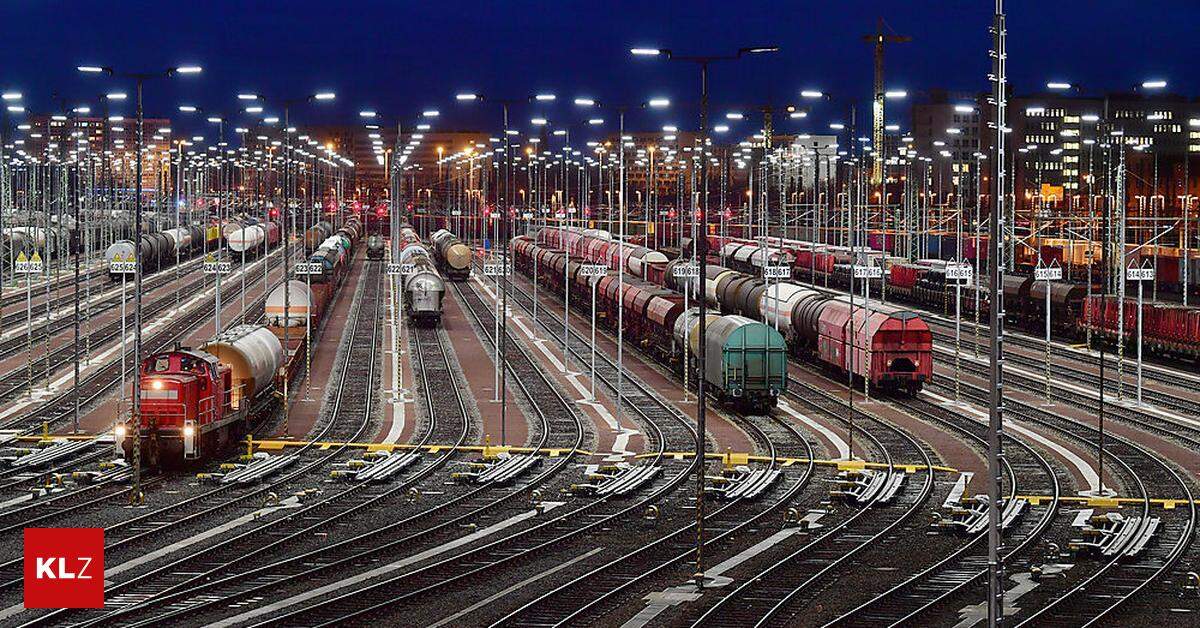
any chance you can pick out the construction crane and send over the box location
[863,17,911,187]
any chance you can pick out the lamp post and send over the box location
[458,92,539,447]
[986,3,1007,622]
[179,105,232,334]
[79,62,202,500]
[240,90,336,436]
[574,96,667,432]
[633,43,778,588]
[0,92,22,342]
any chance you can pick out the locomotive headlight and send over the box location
[115,424,127,440]
[183,425,196,438]
[151,379,164,390]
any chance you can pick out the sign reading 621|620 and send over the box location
[483,262,510,276]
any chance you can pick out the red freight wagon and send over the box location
[815,298,932,394]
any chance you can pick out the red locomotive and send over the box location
[124,326,285,466]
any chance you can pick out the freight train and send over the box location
[540,227,933,395]
[430,229,472,280]
[103,224,225,280]
[121,217,362,467]
[304,221,335,251]
[397,226,445,325]
[2,213,159,269]
[305,218,362,284]
[513,235,789,412]
[702,233,1200,360]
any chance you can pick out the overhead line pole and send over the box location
[987,2,1008,624]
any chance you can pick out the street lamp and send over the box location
[79,62,202,500]
[178,104,234,333]
[239,89,336,436]
[633,43,778,587]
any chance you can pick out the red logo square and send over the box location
[23,528,104,609]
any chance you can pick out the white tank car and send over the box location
[160,227,194,255]
[227,224,267,254]
[265,280,316,328]
[200,324,285,411]
[403,253,445,325]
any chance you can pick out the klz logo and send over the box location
[24,528,104,608]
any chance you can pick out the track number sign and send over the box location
[1034,267,1062,281]
[853,265,883,279]
[672,264,700,279]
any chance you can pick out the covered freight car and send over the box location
[702,315,788,412]
[813,297,932,394]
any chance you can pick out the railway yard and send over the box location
[0,209,1197,626]
[5,3,1200,623]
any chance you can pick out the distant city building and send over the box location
[21,115,173,191]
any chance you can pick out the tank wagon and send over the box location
[430,229,472,280]
[398,227,445,324]
[366,235,386,260]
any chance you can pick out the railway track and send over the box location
[927,376,1196,625]
[66,324,477,627]
[681,379,935,628]
[940,340,1200,457]
[0,254,206,338]
[931,328,1200,419]
[826,393,1060,626]
[0,247,295,432]
[0,264,107,311]
[0,286,270,538]
[473,271,817,626]
[23,262,393,626]
[209,276,595,625]
[924,310,1199,401]
[0,248,285,406]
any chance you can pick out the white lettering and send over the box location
[36,557,56,579]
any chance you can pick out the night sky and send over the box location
[5,0,1199,139]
